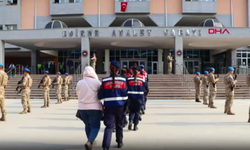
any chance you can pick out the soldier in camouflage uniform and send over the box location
[224,67,237,115]
[55,72,63,104]
[202,71,209,105]
[41,71,51,108]
[193,72,202,102]
[18,68,33,114]
[167,52,174,74]
[64,73,70,101]
[0,63,8,121]
[207,68,219,109]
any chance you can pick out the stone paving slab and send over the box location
[1,99,250,150]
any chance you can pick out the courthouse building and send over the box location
[1,0,250,74]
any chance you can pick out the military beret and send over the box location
[44,71,49,74]
[196,72,200,75]
[24,68,30,73]
[210,68,215,71]
[204,71,208,74]
[228,67,234,71]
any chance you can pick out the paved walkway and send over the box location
[1,99,250,150]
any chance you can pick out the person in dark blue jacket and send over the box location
[98,60,128,150]
[127,66,146,131]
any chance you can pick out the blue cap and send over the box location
[228,67,234,71]
[0,63,3,67]
[210,68,215,71]
[169,52,171,54]
[140,65,145,69]
[204,71,208,74]
[65,73,69,76]
[44,71,49,74]
[196,72,200,75]
[24,68,30,73]
[132,66,139,70]
[110,60,120,69]
[57,72,61,75]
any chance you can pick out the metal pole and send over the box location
[34,0,37,29]
[230,0,234,27]
[165,0,168,26]
[98,0,101,27]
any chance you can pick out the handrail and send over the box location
[182,64,193,100]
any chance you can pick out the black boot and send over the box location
[84,142,92,150]
[117,143,123,148]
[128,122,132,130]
[133,124,138,131]
[139,115,142,121]
[141,110,145,115]
[195,99,201,102]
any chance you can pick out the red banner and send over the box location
[121,2,128,12]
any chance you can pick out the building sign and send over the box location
[62,28,202,38]
[82,51,88,57]
[208,29,230,34]
[177,50,182,56]
[164,29,201,37]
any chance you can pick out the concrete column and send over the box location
[81,37,90,71]
[104,49,110,74]
[0,40,5,67]
[175,36,183,74]
[96,50,104,74]
[31,50,37,74]
[231,49,237,67]
[158,49,163,74]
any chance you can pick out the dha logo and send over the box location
[208,29,230,34]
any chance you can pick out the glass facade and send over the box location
[236,50,250,66]
[109,49,160,74]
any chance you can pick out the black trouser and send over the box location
[102,106,124,149]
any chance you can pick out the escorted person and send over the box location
[55,72,63,104]
[224,67,237,115]
[120,68,129,127]
[207,68,219,109]
[18,68,33,114]
[76,66,102,150]
[193,72,202,103]
[140,65,149,113]
[202,71,209,105]
[40,71,51,108]
[128,66,146,131]
[64,73,70,101]
[167,52,174,74]
[98,60,128,150]
[0,63,8,121]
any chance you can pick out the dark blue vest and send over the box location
[98,75,128,108]
[127,76,145,100]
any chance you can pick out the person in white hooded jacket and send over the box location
[76,66,102,150]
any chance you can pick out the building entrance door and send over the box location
[121,59,146,69]
[66,58,81,74]
[184,60,200,74]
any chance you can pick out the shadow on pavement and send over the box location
[151,113,223,116]
[45,113,75,116]
[19,126,84,131]
[34,117,78,121]
[147,107,204,109]
[144,122,248,126]
[0,141,84,150]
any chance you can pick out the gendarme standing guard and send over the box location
[41,71,51,108]
[91,53,97,71]
[0,63,8,121]
[167,52,174,74]
[202,71,209,105]
[55,72,63,104]
[207,68,219,109]
[64,73,70,101]
[223,67,237,115]
[19,68,33,114]
[194,72,202,103]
